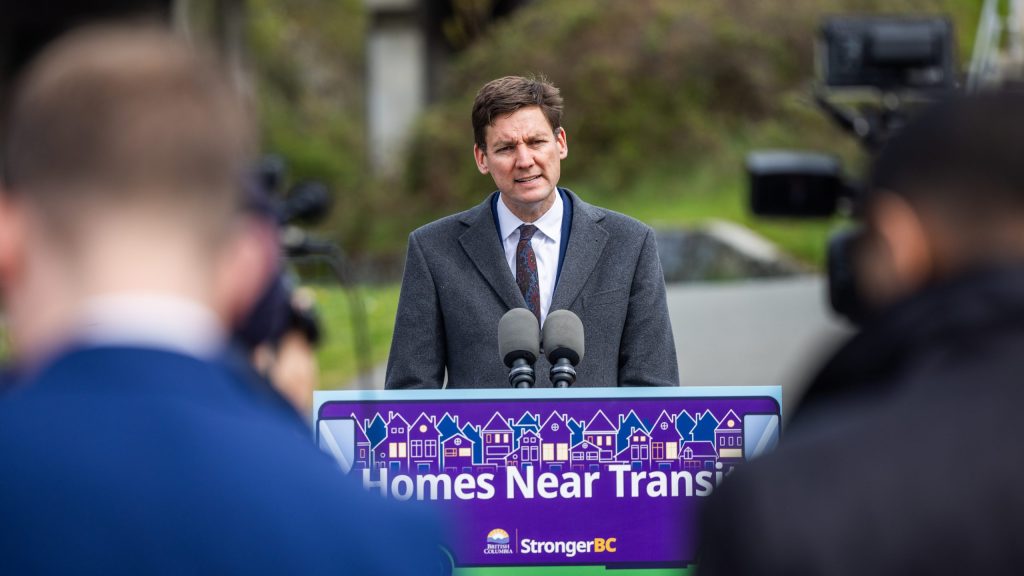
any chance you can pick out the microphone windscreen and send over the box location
[542,310,584,365]
[498,308,540,367]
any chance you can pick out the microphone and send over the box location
[542,310,585,388]
[498,308,540,388]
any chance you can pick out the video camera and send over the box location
[746,16,956,323]
[235,155,331,351]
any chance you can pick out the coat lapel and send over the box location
[459,193,526,311]
[551,190,608,311]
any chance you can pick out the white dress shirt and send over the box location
[496,191,564,325]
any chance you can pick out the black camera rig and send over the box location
[747,15,959,323]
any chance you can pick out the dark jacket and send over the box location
[0,345,439,575]
[386,189,678,388]
[698,266,1024,576]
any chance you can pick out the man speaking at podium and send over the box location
[387,76,678,389]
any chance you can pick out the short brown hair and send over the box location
[472,75,563,151]
[2,24,252,239]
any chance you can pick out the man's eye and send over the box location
[497,146,512,153]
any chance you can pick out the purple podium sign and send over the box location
[314,386,781,575]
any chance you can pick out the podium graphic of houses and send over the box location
[318,407,777,475]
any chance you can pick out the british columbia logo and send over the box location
[485,529,513,555]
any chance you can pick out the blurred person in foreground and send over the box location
[387,75,678,389]
[698,90,1024,575]
[0,25,439,575]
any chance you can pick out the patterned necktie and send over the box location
[516,224,541,321]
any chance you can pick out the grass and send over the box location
[313,284,400,389]
[586,158,846,268]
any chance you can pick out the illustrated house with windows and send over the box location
[441,431,475,473]
[650,410,682,470]
[714,409,743,461]
[570,440,603,471]
[680,441,718,471]
[482,412,514,466]
[619,426,651,469]
[382,412,411,471]
[540,411,572,471]
[584,410,617,460]
[351,413,371,470]
[505,429,541,470]
[408,413,439,472]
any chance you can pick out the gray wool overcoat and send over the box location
[385,189,679,389]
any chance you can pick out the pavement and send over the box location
[347,275,852,417]
[666,275,851,416]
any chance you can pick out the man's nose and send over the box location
[514,144,534,168]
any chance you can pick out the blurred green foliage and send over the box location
[250,0,983,267]
[247,0,373,250]
[313,284,400,387]
[403,0,982,264]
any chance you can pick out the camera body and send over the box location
[747,16,957,323]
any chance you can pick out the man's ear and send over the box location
[473,143,490,175]
[213,216,278,329]
[0,192,28,292]
[556,127,568,160]
[871,192,934,295]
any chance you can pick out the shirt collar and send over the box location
[496,189,564,242]
[75,293,226,359]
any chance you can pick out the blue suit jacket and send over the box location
[0,345,440,575]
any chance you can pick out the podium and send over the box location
[314,386,781,574]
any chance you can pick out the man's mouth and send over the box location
[514,175,542,183]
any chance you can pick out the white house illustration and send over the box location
[715,409,743,461]
[540,411,572,471]
[441,431,475,473]
[482,412,514,465]
[570,440,603,472]
[584,409,618,460]
[505,429,542,469]
[650,410,682,470]
[408,412,439,472]
[680,441,718,471]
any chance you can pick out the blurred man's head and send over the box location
[472,75,568,222]
[856,90,1024,309]
[0,25,268,359]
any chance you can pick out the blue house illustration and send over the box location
[511,412,541,444]
[691,410,720,443]
[676,409,697,443]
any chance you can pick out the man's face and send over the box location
[854,192,934,311]
[474,106,568,218]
